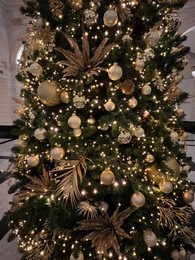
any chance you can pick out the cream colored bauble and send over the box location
[28,62,43,77]
[87,116,95,125]
[134,60,145,71]
[108,63,123,81]
[174,74,183,83]
[127,97,138,108]
[104,99,115,111]
[134,126,145,138]
[34,128,47,140]
[27,155,40,167]
[69,251,84,260]
[145,154,155,163]
[179,131,188,141]
[141,83,152,95]
[143,229,157,247]
[73,128,82,137]
[131,191,146,208]
[159,180,173,194]
[166,158,180,179]
[103,9,118,27]
[144,31,160,47]
[60,91,70,103]
[171,249,180,260]
[170,131,179,142]
[100,169,115,185]
[68,114,82,129]
[37,80,61,106]
[51,147,65,160]
[183,191,194,204]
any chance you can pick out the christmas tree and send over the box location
[6,0,195,259]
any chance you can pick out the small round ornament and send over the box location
[119,80,135,95]
[108,63,123,81]
[122,34,132,43]
[171,249,180,260]
[100,169,115,185]
[84,9,98,26]
[141,83,152,95]
[170,131,179,142]
[34,128,47,140]
[60,91,69,103]
[166,158,180,179]
[145,154,154,163]
[51,147,65,160]
[134,59,145,71]
[69,251,84,260]
[143,229,157,247]
[87,116,95,125]
[131,191,145,208]
[73,128,82,137]
[28,62,43,77]
[159,180,173,194]
[27,155,40,167]
[68,114,82,129]
[127,97,138,108]
[37,80,61,106]
[103,9,118,27]
[73,95,86,109]
[183,191,194,204]
[134,126,145,138]
[104,99,115,111]
[144,30,160,47]
[117,129,132,144]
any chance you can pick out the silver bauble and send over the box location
[131,191,146,208]
[143,229,157,247]
[68,114,82,129]
[51,147,65,160]
[34,128,47,140]
[108,63,123,81]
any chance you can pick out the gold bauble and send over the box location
[134,59,145,71]
[51,147,65,160]
[73,128,82,137]
[174,74,183,83]
[159,180,173,194]
[69,251,84,260]
[141,83,152,95]
[145,154,154,163]
[68,114,82,129]
[103,9,118,27]
[28,62,43,77]
[147,165,164,184]
[119,80,135,95]
[131,191,145,208]
[104,99,115,111]
[143,229,157,247]
[37,80,61,106]
[100,169,115,185]
[70,0,83,10]
[166,158,180,180]
[127,97,138,108]
[183,191,194,204]
[60,91,70,103]
[144,31,160,47]
[34,128,47,140]
[27,155,40,167]
[87,116,95,125]
[108,63,123,81]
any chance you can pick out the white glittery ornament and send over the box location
[171,249,180,260]
[73,128,82,137]
[108,63,123,81]
[69,251,84,260]
[103,9,118,27]
[159,180,173,194]
[104,99,115,111]
[170,131,179,142]
[143,229,157,247]
[141,83,152,95]
[27,155,40,167]
[134,59,145,71]
[127,97,138,108]
[28,62,43,77]
[68,114,82,129]
[117,129,132,144]
[73,95,86,109]
[144,31,160,47]
[100,169,115,185]
[51,147,65,160]
[34,128,47,140]
[84,9,98,26]
[134,126,145,138]
[60,91,69,103]
[131,191,145,208]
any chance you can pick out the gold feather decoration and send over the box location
[77,201,98,219]
[75,206,136,257]
[55,33,116,77]
[117,0,133,23]
[51,156,87,206]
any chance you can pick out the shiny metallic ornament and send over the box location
[84,9,98,26]
[51,147,65,160]
[127,97,138,108]
[87,116,95,125]
[183,191,194,204]
[141,83,152,95]
[131,191,146,208]
[104,99,115,111]
[60,91,69,103]
[144,30,160,47]
[68,114,82,129]
[145,154,154,163]
[27,155,40,167]
[73,128,82,137]
[119,80,135,95]
[103,9,118,27]
[100,169,115,185]
[143,229,157,247]
[73,95,86,109]
[108,63,123,81]
[28,62,43,77]
[159,180,174,194]
[34,128,47,140]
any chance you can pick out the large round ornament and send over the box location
[103,9,118,27]
[131,191,146,208]
[28,62,43,77]
[108,63,123,81]
[127,97,138,108]
[159,180,173,194]
[37,80,61,106]
[100,169,115,185]
[34,128,47,140]
[104,99,115,111]
[143,229,157,247]
[166,158,180,179]
[147,165,164,184]
[134,60,145,71]
[51,147,65,160]
[27,155,40,167]
[171,249,180,260]
[69,251,84,260]
[119,80,135,95]
[68,114,82,129]
[183,191,194,204]
[60,91,69,103]
[141,83,152,95]
[144,31,160,47]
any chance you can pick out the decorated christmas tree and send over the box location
[6,0,195,259]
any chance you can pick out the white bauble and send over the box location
[171,249,180,260]
[170,131,179,142]
[28,62,43,77]
[34,128,47,140]
[100,169,115,185]
[104,99,115,111]
[134,126,145,138]
[51,147,65,160]
[143,229,157,247]
[69,251,84,260]
[127,97,138,108]
[141,83,152,95]
[144,31,160,47]
[103,9,118,27]
[145,154,154,163]
[73,128,82,137]
[68,114,82,129]
[159,180,173,194]
[60,91,69,103]
[108,63,123,81]
[134,59,145,71]
[131,191,146,208]
[27,155,40,167]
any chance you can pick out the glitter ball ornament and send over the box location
[143,229,157,247]
[127,97,138,108]
[134,59,145,71]
[28,62,43,77]
[84,9,98,26]
[171,249,180,260]
[122,34,132,43]
[51,147,65,160]
[73,95,86,109]
[144,31,160,47]
[108,63,123,81]
[103,9,118,27]
[119,80,135,95]
[68,114,82,129]
[73,128,82,137]
[134,126,145,138]
[183,191,194,204]
[27,155,40,167]
[34,128,47,140]
[69,251,84,260]
[159,180,173,194]
[145,154,154,163]
[117,129,132,144]
[104,99,115,111]
[87,116,95,125]
[131,191,146,208]
[100,169,115,185]
[60,91,69,103]
[141,83,152,95]
[170,131,179,142]
[37,80,61,106]
[166,158,180,179]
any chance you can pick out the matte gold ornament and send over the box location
[171,249,180,260]
[119,80,135,95]
[34,128,47,140]
[131,191,146,208]
[73,128,82,137]
[28,62,43,77]
[166,158,180,179]
[103,9,118,27]
[37,80,61,106]
[100,169,115,185]
[144,30,160,47]
[60,91,69,103]
[87,116,95,125]
[141,83,152,95]
[147,165,164,184]
[27,155,40,167]
[134,59,145,71]
[51,147,65,160]
[69,251,84,260]
[127,97,138,108]
[183,191,194,204]
[108,63,123,81]
[159,180,173,194]
[68,114,82,129]
[143,229,157,247]
[104,99,115,111]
